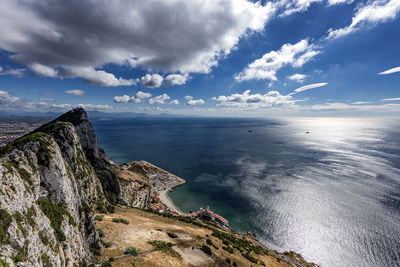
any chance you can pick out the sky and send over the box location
[0,0,399,117]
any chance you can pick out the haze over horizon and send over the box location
[0,0,399,117]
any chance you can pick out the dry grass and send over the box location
[95,207,304,267]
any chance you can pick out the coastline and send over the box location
[158,189,185,214]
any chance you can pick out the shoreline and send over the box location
[158,189,186,215]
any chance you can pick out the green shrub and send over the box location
[206,238,213,245]
[41,254,51,267]
[98,228,105,238]
[167,232,177,238]
[111,218,129,225]
[223,246,234,254]
[90,241,101,256]
[200,245,212,256]
[0,258,9,267]
[39,230,50,246]
[242,252,258,263]
[26,206,36,228]
[95,215,104,221]
[148,240,180,258]
[37,199,75,242]
[101,260,112,267]
[225,258,231,264]
[13,211,27,238]
[124,247,138,256]
[0,209,12,244]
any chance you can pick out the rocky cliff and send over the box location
[0,108,114,266]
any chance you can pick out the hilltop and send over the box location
[0,108,317,266]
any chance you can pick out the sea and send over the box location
[92,116,400,267]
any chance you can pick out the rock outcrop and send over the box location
[0,108,114,266]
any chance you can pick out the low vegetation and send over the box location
[0,209,12,244]
[37,198,76,242]
[124,247,138,256]
[148,240,180,258]
[111,218,129,224]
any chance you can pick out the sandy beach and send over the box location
[158,189,184,214]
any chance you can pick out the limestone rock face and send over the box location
[43,108,120,195]
[0,108,113,266]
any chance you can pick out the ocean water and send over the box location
[92,117,400,267]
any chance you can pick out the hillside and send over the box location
[0,108,317,267]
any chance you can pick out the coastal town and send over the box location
[0,117,48,146]
[113,160,231,230]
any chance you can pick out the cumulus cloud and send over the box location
[212,89,294,107]
[290,82,327,94]
[187,99,205,105]
[164,74,189,86]
[113,95,134,103]
[148,93,170,104]
[0,66,25,78]
[288,73,306,83]
[66,89,85,96]
[379,66,400,75]
[185,95,205,105]
[140,74,164,88]
[170,100,180,105]
[235,39,320,82]
[382,97,400,101]
[326,0,400,39]
[135,91,152,99]
[113,91,152,103]
[0,0,275,86]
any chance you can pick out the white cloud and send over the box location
[114,91,152,103]
[212,89,294,107]
[291,82,327,94]
[66,67,138,87]
[327,0,354,6]
[113,95,134,103]
[29,63,58,77]
[379,66,400,75]
[382,97,400,101]
[66,89,85,96]
[351,101,371,104]
[187,99,205,106]
[170,100,180,105]
[185,95,193,101]
[0,0,275,85]
[135,91,152,99]
[140,74,164,88]
[278,0,322,17]
[326,0,400,39]
[77,104,113,111]
[164,74,189,86]
[235,39,320,82]
[148,93,170,104]
[0,66,25,78]
[288,73,306,83]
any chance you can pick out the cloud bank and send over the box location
[0,0,275,86]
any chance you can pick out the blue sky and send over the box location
[0,0,399,117]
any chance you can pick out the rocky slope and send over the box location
[0,108,113,266]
